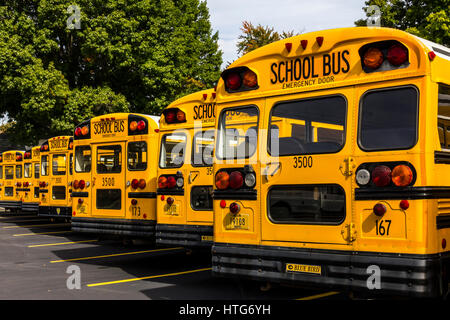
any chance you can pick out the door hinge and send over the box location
[341,223,357,242]
[339,157,355,177]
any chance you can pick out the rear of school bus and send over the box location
[38,136,73,220]
[21,147,40,213]
[156,89,216,248]
[0,151,24,212]
[71,113,160,239]
[211,27,450,298]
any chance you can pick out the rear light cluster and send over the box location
[158,174,183,189]
[129,120,146,133]
[215,169,256,190]
[360,41,409,73]
[356,162,415,188]
[16,154,22,161]
[131,178,146,189]
[222,67,258,93]
[39,181,48,188]
[73,180,87,190]
[40,144,49,152]
[74,125,89,137]
[163,108,186,124]
[24,152,31,159]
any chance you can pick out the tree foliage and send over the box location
[355,0,450,47]
[0,0,222,145]
[236,21,296,57]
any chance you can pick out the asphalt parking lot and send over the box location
[0,209,347,301]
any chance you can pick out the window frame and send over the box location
[127,141,148,171]
[52,153,67,176]
[357,85,419,152]
[74,145,92,173]
[159,132,188,169]
[216,105,260,161]
[191,130,215,167]
[96,145,122,174]
[267,94,348,157]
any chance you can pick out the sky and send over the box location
[206,0,368,68]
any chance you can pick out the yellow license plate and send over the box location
[286,263,321,275]
[164,204,179,216]
[201,235,213,241]
[225,214,249,230]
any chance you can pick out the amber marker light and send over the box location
[364,47,384,69]
[215,171,230,190]
[392,165,413,187]
[242,70,258,88]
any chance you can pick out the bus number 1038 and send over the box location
[293,156,313,168]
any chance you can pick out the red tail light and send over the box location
[78,180,86,190]
[371,165,391,187]
[138,179,146,189]
[137,120,146,131]
[387,44,408,66]
[165,111,176,123]
[131,179,139,189]
[167,176,176,189]
[229,171,243,189]
[220,200,227,208]
[17,182,22,187]
[225,73,241,91]
[75,127,82,137]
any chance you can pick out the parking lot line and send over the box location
[296,291,340,300]
[13,230,73,237]
[3,223,70,229]
[28,239,98,248]
[87,267,212,287]
[50,247,184,263]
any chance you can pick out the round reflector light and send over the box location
[371,165,391,187]
[400,200,409,210]
[373,203,387,217]
[363,47,384,69]
[391,165,413,187]
[220,200,227,209]
[387,44,408,66]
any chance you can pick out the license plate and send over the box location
[286,263,321,275]
[225,214,249,230]
[164,204,179,216]
[201,235,213,241]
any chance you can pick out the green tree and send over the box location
[355,0,450,46]
[0,0,222,145]
[236,21,296,57]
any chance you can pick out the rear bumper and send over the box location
[38,206,71,218]
[21,202,39,213]
[212,243,449,298]
[156,224,213,248]
[0,201,22,210]
[71,217,156,238]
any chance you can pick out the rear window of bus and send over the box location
[52,154,66,176]
[41,155,49,176]
[269,95,346,156]
[128,141,147,171]
[159,133,187,168]
[359,86,418,151]
[217,106,259,160]
[5,166,13,179]
[97,145,121,174]
[75,146,91,173]
[15,165,22,179]
[192,130,215,166]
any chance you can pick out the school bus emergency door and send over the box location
[21,146,40,213]
[156,89,216,248]
[71,113,160,238]
[212,27,450,298]
[0,151,24,212]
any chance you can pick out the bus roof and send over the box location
[218,27,449,101]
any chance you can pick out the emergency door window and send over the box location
[97,145,122,174]
[128,142,147,171]
[5,166,13,179]
[24,163,32,178]
[75,146,91,173]
[41,156,49,176]
[15,165,22,179]
[52,154,66,176]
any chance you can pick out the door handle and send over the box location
[262,162,281,182]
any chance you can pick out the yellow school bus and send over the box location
[0,150,25,212]
[212,27,450,298]
[71,113,160,238]
[38,136,74,219]
[156,89,216,248]
[21,146,41,213]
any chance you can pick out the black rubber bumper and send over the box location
[71,217,156,238]
[0,201,22,210]
[156,224,213,248]
[21,202,39,213]
[38,206,71,218]
[212,243,449,298]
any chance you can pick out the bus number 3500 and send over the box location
[293,156,313,168]
[102,177,115,186]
